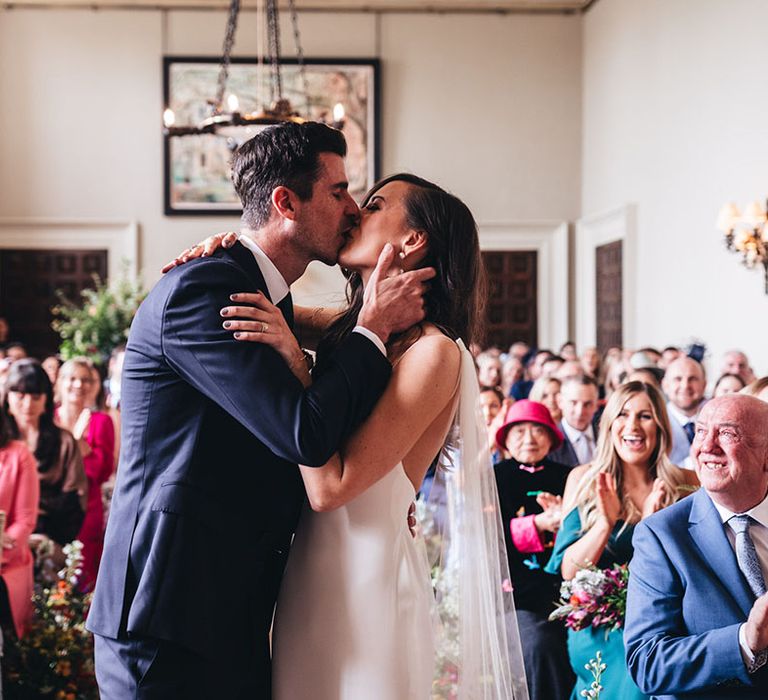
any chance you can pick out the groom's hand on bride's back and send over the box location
[357,243,435,345]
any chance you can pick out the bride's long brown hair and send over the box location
[315,173,486,365]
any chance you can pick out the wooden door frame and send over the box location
[0,219,138,280]
[478,221,569,350]
[575,204,637,350]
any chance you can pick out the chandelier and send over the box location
[716,200,768,294]
[162,0,344,139]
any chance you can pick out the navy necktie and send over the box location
[277,293,294,330]
[729,515,767,599]
[683,421,695,444]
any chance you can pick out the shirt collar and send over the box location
[666,400,705,428]
[237,235,289,305]
[712,491,768,529]
[561,418,593,445]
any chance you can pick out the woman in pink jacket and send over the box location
[0,408,39,638]
[56,358,115,590]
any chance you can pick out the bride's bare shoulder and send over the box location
[391,325,461,378]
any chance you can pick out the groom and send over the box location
[87,122,434,698]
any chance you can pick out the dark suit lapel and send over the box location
[688,488,754,616]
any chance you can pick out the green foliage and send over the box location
[4,542,97,700]
[51,265,145,364]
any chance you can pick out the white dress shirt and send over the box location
[711,493,768,669]
[666,401,705,469]
[560,419,595,465]
[238,235,386,355]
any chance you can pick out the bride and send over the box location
[175,173,528,699]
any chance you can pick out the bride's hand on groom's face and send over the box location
[357,244,436,344]
[161,232,238,273]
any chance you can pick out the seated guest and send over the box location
[476,350,503,389]
[512,350,553,400]
[509,341,530,363]
[714,372,747,398]
[742,376,768,403]
[529,376,562,424]
[501,356,524,398]
[625,395,768,699]
[479,385,507,462]
[580,346,602,381]
[545,381,698,700]
[629,367,664,389]
[662,356,707,468]
[493,400,573,700]
[549,376,599,468]
[4,360,87,574]
[559,341,578,362]
[541,355,565,378]
[56,358,115,589]
[3,342,28,363]
[659,346,682,370]
[41,355,62,390]
[554,360,585,381]
[0,402,39,639]
[721,350,757,386]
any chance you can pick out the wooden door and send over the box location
[595,240,622,352]
[482,251,538,349]
[0,249,108,359]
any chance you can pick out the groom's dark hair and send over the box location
[231,121,347,229]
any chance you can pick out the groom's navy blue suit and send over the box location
[87,242,391,697]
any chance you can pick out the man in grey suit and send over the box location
[663,356,707,468]
[548,375,600,467]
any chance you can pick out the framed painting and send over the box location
[163,56,380,216]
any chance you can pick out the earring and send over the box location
[398,250,406,259]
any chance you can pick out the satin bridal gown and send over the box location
[272,461,435,699]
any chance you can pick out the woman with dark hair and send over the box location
[173,173,527,698]
[0,376,39,639]
[4,360,87,575]
[545,381,699,699]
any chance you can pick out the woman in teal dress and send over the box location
[545,381,698,700]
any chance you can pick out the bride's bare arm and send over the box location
[300,334,461,511]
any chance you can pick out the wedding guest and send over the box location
[625,394,768,699]
[721,350,757,386]
[501,356,525,398]
[476,351,503,389]
[636,347,662,366]
[662,356,707,468]
[659,346,682,370]
[3,360,87,575]
[480,386,506,462]
[509,341,530,362]
[545,381,698,700]
[512,350,553,400]
[549,376,599,468]
[4,342,28,363]
[628,367,664,390]
[603,356,631,398]
[493,400,574,700]
[742,376,768,403]
[0,401,39,639]
[554,360,585,382]
[559,341,578,362]
[714,372,747,398]
[41,354,62,389]
[57,358,115,589]
[581,346,601,380]
[541,355,565,378]
[529,376,562,424]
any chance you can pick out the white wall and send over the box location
[581,0,768,375]
[0,7,582,313]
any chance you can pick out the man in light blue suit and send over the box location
[625,394,768,699]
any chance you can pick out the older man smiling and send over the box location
[625,394,768,699]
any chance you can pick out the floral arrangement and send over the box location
[52,266,145,365]
[4,541,97,699]
[548,564,629,632]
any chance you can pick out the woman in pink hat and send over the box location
[493,399,574,700]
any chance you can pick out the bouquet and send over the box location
[548,564,628,632]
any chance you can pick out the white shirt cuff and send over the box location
[352,326,387,356]
[739,624,756,666]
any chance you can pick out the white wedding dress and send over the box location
[272,462,435,699]
[272,341,528,700]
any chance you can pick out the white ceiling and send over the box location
[7,0,595,12]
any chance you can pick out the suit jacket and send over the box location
[625,488,768,699]
[548,421,596,468]
[87,243,391,672]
